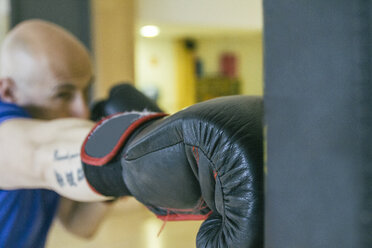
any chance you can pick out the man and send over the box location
[0,19,112,247]
[0,20,263,248]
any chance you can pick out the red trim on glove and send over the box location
[81,112,167,166]
[156,211,213,221]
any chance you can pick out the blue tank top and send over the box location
[0,101,60,248]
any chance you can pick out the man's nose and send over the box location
[70,93,90,119]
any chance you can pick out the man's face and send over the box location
[14,50,93,120]
[0,20,95,120]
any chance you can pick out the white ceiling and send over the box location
[137,0,263,38]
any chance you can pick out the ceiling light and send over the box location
[140,25,160,38]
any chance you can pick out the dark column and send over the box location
[264,0,372,247]
[10,0,91,50]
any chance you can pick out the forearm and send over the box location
[0,118,109,201]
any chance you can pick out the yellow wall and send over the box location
[91,0,262,107]
[175,39,196,110]
[91,0,136,99]
[136,37,199,113]
[196,32,263,96]
[135,32,263,114]
[135,37,178,113]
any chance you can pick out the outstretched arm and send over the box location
[0,117,110,202]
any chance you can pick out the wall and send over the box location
[135,32,263,113]
[196,32,263,96]
[135,37,177,113]
[0,0,9,53]
[91,0,135,99]
[0,0,8,79]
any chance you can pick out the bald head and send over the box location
[0,19,93,119]
[1,19,92,87]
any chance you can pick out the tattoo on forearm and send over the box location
[54,150,79,161]
[53,149,85,188]
[54,168,85,188]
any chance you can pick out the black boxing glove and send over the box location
[90,83,163,121]
[81,96,263,248]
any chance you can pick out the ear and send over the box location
[0,77,17,103]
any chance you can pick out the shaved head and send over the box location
[1,19,92,91]
[0,19,93,119]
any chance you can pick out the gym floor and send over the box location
[46,198,202,248]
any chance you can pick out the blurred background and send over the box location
[0,0,262,247]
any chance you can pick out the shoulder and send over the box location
[0,101,30,124]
